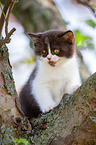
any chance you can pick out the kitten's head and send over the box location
[27,30,75,67]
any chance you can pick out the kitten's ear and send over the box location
[64,30,74,39]
[59,30,74,43]
[27,32,42,43]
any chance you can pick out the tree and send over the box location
[0,0,96,144]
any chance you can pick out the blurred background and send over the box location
[0,0,96,94]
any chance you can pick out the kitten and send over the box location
[19,30,81,119]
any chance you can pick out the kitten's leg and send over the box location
[32,87,57,113]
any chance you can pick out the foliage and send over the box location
[12,138,29,145]
[74,30,94,50]
[85,19,96,28]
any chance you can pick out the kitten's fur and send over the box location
[19,30,81,119]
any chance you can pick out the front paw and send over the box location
[68,84,81,94]
[41,101,56,113]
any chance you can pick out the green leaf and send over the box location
[0,2,6,20]
[12,138,19,144]
[84,36,94,50]
[12,138,29,145]
[17,139,29,145]
[74,30,94,50]
[74,30,85,48]
[85,20,96,28]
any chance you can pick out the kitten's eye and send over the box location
[42,50,47,54]
[54,49,60,54]
[41,50,47,57]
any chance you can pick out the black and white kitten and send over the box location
[19,30,81,119]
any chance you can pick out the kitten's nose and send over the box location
[47,57,51,61]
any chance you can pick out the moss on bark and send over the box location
[0,45,17,96]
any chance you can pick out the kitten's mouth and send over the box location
[49,61,57,66]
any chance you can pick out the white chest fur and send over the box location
[30,55,81,113]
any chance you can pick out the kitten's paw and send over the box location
[68,84,81,94]
[41,101,56,113]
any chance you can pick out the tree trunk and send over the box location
[0,44,96,144]
[0,45,21,144]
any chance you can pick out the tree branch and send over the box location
[0,38,10,47]
[77,0,96,16]
[5,0,18,36]
[0,27,16,47]
[0,0,17,47]
[0,0,12,36]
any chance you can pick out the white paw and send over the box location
[41,101,56,113]
[68,84,81,94]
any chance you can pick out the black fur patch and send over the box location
[19,65,42,120]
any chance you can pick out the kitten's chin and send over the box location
[48,60,61,67]
[48,61,57,67]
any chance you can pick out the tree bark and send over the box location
[0,45,21,144]
[0,45,17,117]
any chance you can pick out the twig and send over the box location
[5,27,16,39]
[0,1,6,20]
[0,0,12,36]
[0,39,11,47]
[77,0,96,16]
[5,0,18,37]
[0,27,16,47]
[0,0,18,47]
